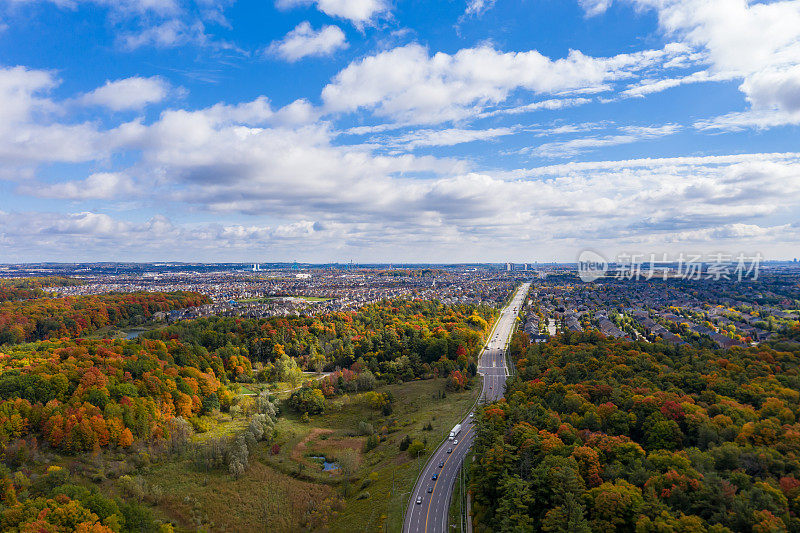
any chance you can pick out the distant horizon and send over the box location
[3,258,799,267]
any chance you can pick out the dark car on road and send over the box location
[427,487,433,493]
[432,473,438,480]
[438,461,444,468]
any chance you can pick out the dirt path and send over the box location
[291,428,334,463]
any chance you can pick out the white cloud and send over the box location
[18,172,136,199]
[5,151,800,261]
[2,0,234,50]
[694,65,800,130]
[621,69,736,98]
[266,21,347,62]
[579,0,612,17]
[528,124,681,158]
[631,0,800,74]
[740,65,800,113]
[120,19,211,49]
[480,97,592,117]
[321,42,690,124]
[624,0,800,128]
[0,66,140,167]
[694,109,800,131]
[275,0,388,25]
[3,0,181,16]
[386,127,516,149]
[79,76,171,111]
[464,0,495,17]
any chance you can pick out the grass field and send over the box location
[133,377,479,532]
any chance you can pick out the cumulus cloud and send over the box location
[266,21,348,62]
[5,150,800,261]
[275,0,389,26]
[0,66,141,167]
[79,76,171,111]
[321,42,692,124]
[740,65,800,114]
[621,0,800,128]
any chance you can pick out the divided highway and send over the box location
[403,282,531,533]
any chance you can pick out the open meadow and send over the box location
[127,377,480,531]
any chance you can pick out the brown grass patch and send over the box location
[148,448,337,532]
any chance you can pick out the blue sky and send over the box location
[0,0,799,263]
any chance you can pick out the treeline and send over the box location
[0,277,83,303]
[0,299,495,454]
[469,330,800,532]
[0,291,209,344]
[144,299,497,381]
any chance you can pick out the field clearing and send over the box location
[139,377,479,532]
[145,447,336,531]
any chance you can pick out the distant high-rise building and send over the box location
[506,262,512,271]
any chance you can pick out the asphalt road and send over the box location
[403,282,531,533]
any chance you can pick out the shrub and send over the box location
[189,416,213,433]
[227,435,249,478]
[364,434,379,452]
[288,387,325,414]
[407,440,425,457]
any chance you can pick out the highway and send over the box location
[403,282,531,533]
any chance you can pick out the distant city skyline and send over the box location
[1,0,799,262]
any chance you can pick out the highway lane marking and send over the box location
[407,284,528,532]
[423,426,475,533]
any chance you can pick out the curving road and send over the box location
[403,282,530,533]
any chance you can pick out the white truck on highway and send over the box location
[449,423,461,441]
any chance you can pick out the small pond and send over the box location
[309,456,340,471]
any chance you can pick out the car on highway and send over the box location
[432,473,438,480]
[447,448,452,454]
[427,487,433,493]
[416,496,422,505]
[438,461,444,468]
[453,440,458,445]
[469,412,474,418]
